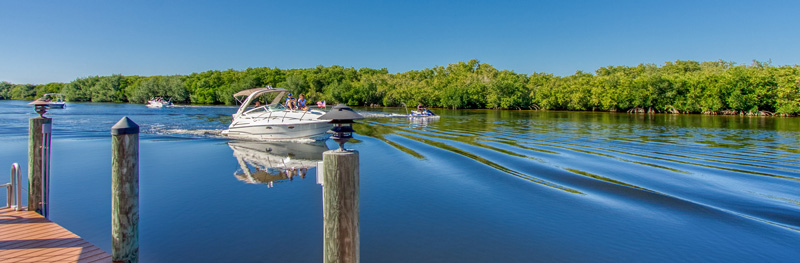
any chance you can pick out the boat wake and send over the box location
[148,127,325,144]
[357,111,407,118]
[154,128,226,138]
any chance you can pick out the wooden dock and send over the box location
[0,207,111,263]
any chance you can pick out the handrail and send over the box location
[13,163,21,210]
[4,163,22,210]
[1,182,10,208]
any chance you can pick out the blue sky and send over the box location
[2,0,798,84]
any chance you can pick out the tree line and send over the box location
[2,59,799,115]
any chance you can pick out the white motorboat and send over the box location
[41,93,66,108]
[221,87,333,140]
[146,97,172,108]
[229,140,328,186]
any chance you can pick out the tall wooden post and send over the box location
[323,150,359,263]
[111,117,139,263]
[28,116,51,216]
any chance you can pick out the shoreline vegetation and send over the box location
[1,59,799,116]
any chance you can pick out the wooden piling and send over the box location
[111,117,139,263]
[28,116,51,215]
[322,150,360,263]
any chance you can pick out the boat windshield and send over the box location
[268,103,286,111]
[43,93,64,102]
[243,103,287,115]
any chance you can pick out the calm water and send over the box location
[1,100,799,262]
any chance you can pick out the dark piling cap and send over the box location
[330,125,355,133]
[111,117,139,135]
[319,104,364,122]
[29,98,52,117]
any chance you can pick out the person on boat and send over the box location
[285,93,296,110]
[254,101,261,108]
[417,103,425,113]
[297,94,308,111]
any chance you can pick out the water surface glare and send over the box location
[1,101,799,262]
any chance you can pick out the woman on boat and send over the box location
[297,94,308,111]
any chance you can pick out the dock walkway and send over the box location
[0,207,111,263]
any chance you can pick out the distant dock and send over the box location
[0,207,111,263]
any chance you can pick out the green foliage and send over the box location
[10,84,37,100]
[774,66,800,115]
[37,82,65,98]
[126,75,187,104]
[0,82,11,99]
[2,60,799,116]
[61,76,99,102]
[90,75,128,102]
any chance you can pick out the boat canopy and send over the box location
[233,88,287,98]
[42,93,65,100]
[232,87,289,118]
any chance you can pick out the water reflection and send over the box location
[229,140,329,187]
[354,108,800,231]
[408,116,439,129]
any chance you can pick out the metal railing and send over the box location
[2,163,22,210]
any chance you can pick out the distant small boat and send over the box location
[409,109,438,118]
[40,93,66,109]
[402,103,439,119]
[146,97,172,108]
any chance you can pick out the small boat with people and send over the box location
[221,86,332,140]
[409,103,439,118]
[146,97,173,108]
[41,93,66,108]
[410,108,437,117]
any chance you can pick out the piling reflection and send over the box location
[229,140,329,187]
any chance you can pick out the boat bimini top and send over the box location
[231,87,289,119]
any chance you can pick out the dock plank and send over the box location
[0,207,111,263]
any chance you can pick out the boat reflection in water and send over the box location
[409,115,439,128]
[229,140,329,187]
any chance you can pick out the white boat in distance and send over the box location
[146,97,172,108]
[221,87,332,140]
[41,93,66,108]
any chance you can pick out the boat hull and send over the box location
[146,98,172,108]
[222,121,333,140]
[146,102,171,108]
[48,103,66,109]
